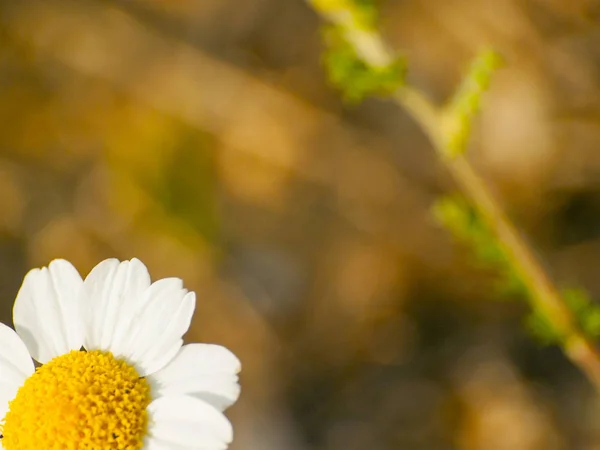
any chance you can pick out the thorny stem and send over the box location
[308,0,600,391]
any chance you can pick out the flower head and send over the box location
[0,258,241,450]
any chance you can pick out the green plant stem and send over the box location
[403,85,600,389]
[308,0,600,391]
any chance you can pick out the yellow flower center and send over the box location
[1,350,151,450]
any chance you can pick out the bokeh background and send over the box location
[1,0,600,448]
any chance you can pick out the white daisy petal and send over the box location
[13,259,84,363]
[142,437,172,450]
[147,395,233,450]
[82,258,151,352]
[115,278,183,355]
[144,437,196,450]
[119,283,195,376]
[149,344,241,411]
[0,323,34,418]
[137,339,184,379]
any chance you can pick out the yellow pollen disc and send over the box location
[1,350,151,450]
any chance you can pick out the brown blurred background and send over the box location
[1,0,600,448]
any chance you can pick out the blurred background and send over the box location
[1,0,600,448]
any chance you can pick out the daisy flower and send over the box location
[0,258,241,450]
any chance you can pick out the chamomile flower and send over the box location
[0,258,241,450]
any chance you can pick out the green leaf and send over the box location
[443,49,503,157]
[527,287,600,345]
[321,26,405,103]
[525,310,560,345]
[309,0,380,30]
